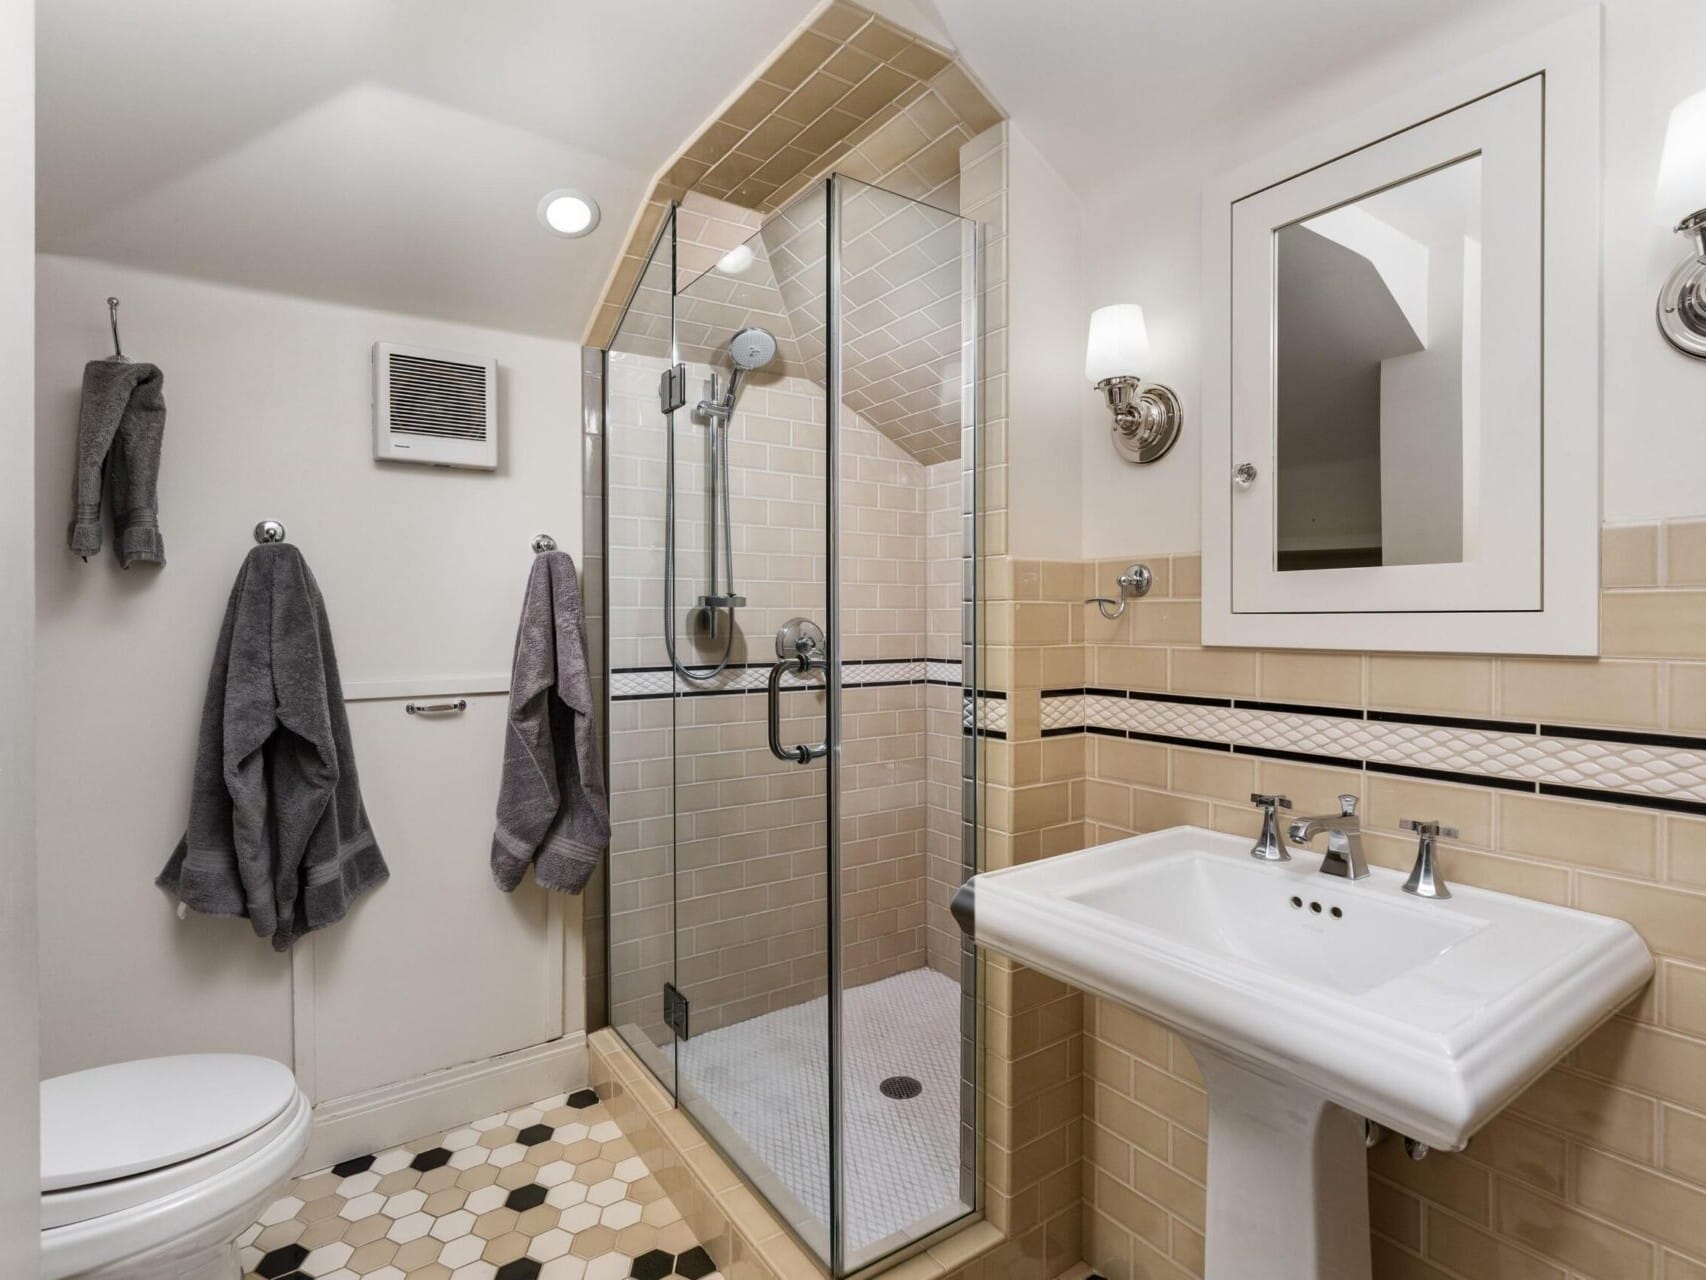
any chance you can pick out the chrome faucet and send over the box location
[1287,794,1369,880]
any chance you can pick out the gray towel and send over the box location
[68,357,167,568]
[157,543,387,950]
[491,550,610,893]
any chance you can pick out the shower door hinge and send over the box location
[658,363,687,415]
[662,982,690,1040]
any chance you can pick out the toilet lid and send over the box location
[41,1055,298,1191]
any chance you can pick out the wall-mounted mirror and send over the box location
[1201,16,1601,655]
[1274,154,1482,573]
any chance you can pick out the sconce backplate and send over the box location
[1659,256,1706,359]
[1102,378,1184,463]
[1659,211,1706,360]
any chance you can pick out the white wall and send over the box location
[1004,125,1086,559]
[1068,0,1706,558]
[34,258,585,1113]
[0,0,39,1269]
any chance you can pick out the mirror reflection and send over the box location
[1274,155,1483,571]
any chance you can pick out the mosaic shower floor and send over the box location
[241,1088,720,1280]
[677,967,967,1258]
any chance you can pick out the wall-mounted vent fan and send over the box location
[373,342,498,469]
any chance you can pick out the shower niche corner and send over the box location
[588,175,983,1275]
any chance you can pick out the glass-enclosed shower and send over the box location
[586,175,981,1275]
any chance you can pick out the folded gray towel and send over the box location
[68,357,166,568]
[491,550,610,893]
[158,543,387,949]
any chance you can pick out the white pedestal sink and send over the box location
[954,827,1651,1280]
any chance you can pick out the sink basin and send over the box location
[956,825,1651,1280]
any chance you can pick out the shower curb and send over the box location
[589,1028,1007,1280]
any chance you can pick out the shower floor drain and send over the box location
[879,1075,923,1100]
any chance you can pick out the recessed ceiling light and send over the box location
[717,243,756,275]
[538,189,600,238]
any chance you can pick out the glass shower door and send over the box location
[604,209,681,1097]
[668,181,837,1263]
[600,174,980,1276]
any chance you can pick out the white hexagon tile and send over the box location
[239,1089,722,1280]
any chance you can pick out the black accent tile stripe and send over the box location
[1133,732,1232,751]
[1231,744,1362,769]
[1538,783,1706,817]
[1127,691,1232,707]
[1540,724,1706,751]
[1040,726,1083,738]
[1364,760,1538,793]
[1367,708,1538,735]
[1234,698,1366,720]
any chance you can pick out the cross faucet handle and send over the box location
[1400,818,1460,839]
[1250,793,1292,812]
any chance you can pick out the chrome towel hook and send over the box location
[106,296,127,361]
[531,532,557,554]
[1085,563,1153,620]
[253,520,287,544]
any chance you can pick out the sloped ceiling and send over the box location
[35,0,815,338]
[927,0,1558,199]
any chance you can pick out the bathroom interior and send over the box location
[6,1,1706,1278]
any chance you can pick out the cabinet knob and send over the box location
[1233,461,1257,489]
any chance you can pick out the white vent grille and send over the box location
[373,343,498,469]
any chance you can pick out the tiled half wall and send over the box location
[983,523,1706,1280]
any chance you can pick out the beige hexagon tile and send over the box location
[243,1089,726,1280]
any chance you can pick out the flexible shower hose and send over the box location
[662,400,738,684]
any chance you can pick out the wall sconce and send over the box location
[1657,89,1706,358]
[1086,304,1183,462]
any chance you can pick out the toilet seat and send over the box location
[43,1054,298,1195]
[40,1056,311,1280]
[42,1090,302,1229]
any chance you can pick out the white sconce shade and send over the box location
[1658,89,1706,223]
[1086,304,1153,383]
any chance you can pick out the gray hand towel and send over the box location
[68,357,167,568]
[491,550,610,894]
[157,543,388,950]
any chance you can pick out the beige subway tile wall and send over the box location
[984,521,1706,1280]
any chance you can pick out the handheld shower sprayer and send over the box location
[665,327,778,683]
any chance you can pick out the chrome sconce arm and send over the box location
[1095,376,1184,463]
[1659,208,1706,359]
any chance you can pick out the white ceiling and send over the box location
[39,0,1569,339]
[36,0,815,339]
[927,0,1563,200]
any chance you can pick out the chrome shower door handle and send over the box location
[766,616,828,765]
[766,658,828,764]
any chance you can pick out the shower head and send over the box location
[729,327,777,371]
[715,327,778,420]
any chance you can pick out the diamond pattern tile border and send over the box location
[1039,688,1706,812]
[241,1089,723,1280]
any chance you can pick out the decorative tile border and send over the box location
[964,690,1006,739]
[1039,687,1706,816]
[611,657,961,701]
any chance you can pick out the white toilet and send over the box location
[40,1054,312,1280]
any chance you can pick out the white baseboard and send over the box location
[297,1032,588,1173]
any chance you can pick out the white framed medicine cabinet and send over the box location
[1199,10,1602,655]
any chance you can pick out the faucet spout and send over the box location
[1286,794,1369,880]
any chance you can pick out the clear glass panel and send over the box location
[669,181,835,1264]
[1273,155,1484,571]
[598,176,980,1276]
[832,175,979,1273]
[604,210,679,1095]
